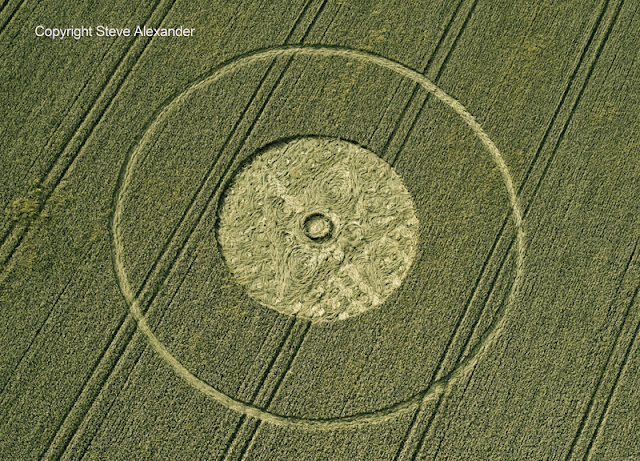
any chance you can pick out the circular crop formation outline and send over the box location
[111,46,526,430]
[216,136,420,321]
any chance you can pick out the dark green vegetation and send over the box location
[1,0,639,459]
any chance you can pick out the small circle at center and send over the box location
[303,213,334,241]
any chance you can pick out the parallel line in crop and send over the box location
[0,0,11,17]
[461,0,623,386]
[397,364,479,461]
[0,1,144,255]
[398,0,484,381]
[398,243,513,460]
[35,0,182,456]
[0,27,123,300]
[1,5,159,246]
[9,3,160,206]
[38,1,326,458]
[400,0,624,455]
[435,227,514,381]
[521,0,623,214]
[423,365,479,461]
[0,0,25,36]
[386,0,504,455]
[0,0,174,281]
[384,0,478,166]
[220,318,297,459]
[234,316,294,405]
[224,0,483,455]
[216,4,336,458]
[583,284,640,459]
[392,392,443,461]
[10,36,120,204]
[456,0,623,379]
[332,0,476,425]
[124,0,329,317]
[0,0,174,434]
[565,240,639,460]
[0,240,113,440]
[233,320,311,461]
[417,0,546,394]
[129,58,282,309]
[255,320,312,417]
[368,0,469,161]
[39,284,138,459]
[0,277,73,398]
[72,251,199,460]
[218,320,294,460]
[458,241,515,365]
[416,272,515,460]
[424,365,478,460]
[74,7,340,452]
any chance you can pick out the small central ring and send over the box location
[303,213,334,242]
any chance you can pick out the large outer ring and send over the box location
[111,45,526,430]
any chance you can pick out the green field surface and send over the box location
[1,0,639,459]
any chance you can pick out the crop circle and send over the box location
[112,46,525,429]
[217,136,419,321]
[303,213,333,241]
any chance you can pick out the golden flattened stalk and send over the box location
[217,136,419,321]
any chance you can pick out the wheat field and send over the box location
[1,0,639,459]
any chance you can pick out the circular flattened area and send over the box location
[217,137,419,321]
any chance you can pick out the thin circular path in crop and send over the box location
[111,45,526,430]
